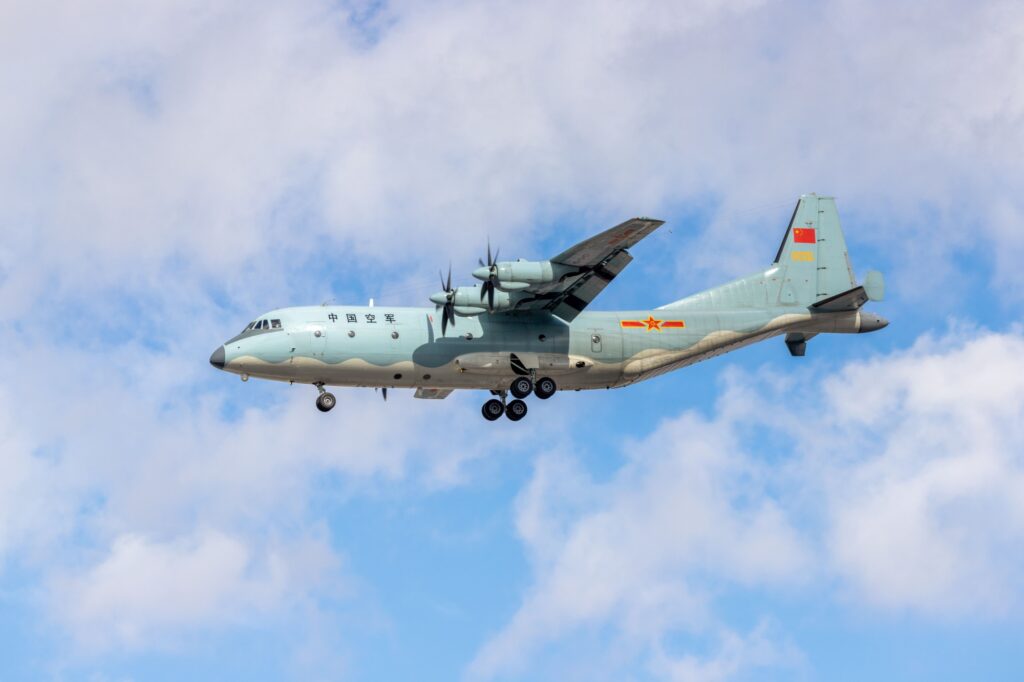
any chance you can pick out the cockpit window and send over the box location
[228,317,284,344]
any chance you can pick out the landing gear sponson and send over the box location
[480,376,556,421]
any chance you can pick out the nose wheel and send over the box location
[314,383,336,412]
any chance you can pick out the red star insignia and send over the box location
[643,315,662,331]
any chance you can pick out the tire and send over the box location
[534,376,557,400]
[505,399,528,421]
[510,376,533,399]
[482,398,504,421]
[316,392,336,412]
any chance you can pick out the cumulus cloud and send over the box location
[2,0,1023,675]
[0,330,542,654]
[474,327,1024,679]
[649,620,805,682]
[470,413,811,678]
[2,0,1023,309]
[51,529,342,652]
[820,328,1024,614]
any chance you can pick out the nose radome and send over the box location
[209,346,226,369]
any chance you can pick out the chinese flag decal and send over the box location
[793,227,816,244]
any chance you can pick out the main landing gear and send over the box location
[314,383,336,413]
[480,375,557,422]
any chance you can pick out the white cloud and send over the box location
[649,620,804,682]
[470,412,811,679]
[474,327,1024,679]
[820,329,1024,614]
[50,528,342,652]
[2,0,1024,674]
[0,323,552,654]
[2,0,1024,309]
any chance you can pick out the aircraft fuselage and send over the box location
[211,302,883,393]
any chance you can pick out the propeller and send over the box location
[376,387,388,401]
[478,239,500,312]
[435,265,457,336]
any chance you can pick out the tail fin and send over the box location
[773,194,857,306]
[659,193,884,312]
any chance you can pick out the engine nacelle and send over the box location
[472,259,575,291]
[431,284,514,314]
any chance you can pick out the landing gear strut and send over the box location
[314,383,336,413]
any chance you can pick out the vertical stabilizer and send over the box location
[773,194,857,306]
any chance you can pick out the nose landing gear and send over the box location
[314,383,336,412]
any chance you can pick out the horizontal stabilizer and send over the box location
[811,285,868,312]
[863,270,885,301]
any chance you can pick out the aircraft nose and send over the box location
[209,346,226,369]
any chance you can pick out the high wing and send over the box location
[510,217,664,321]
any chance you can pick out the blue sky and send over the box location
[2,0,1024,680]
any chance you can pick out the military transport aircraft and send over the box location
[210,194,886,421]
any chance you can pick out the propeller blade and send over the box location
[382,387,388,401]
[492,248,500,268]
[487,239,492,268]
[446,264,452,293]
[487,282,495,312]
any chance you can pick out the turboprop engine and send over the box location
[470,242,579,312]
[471,259,573,291]
[429,283,513,316]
